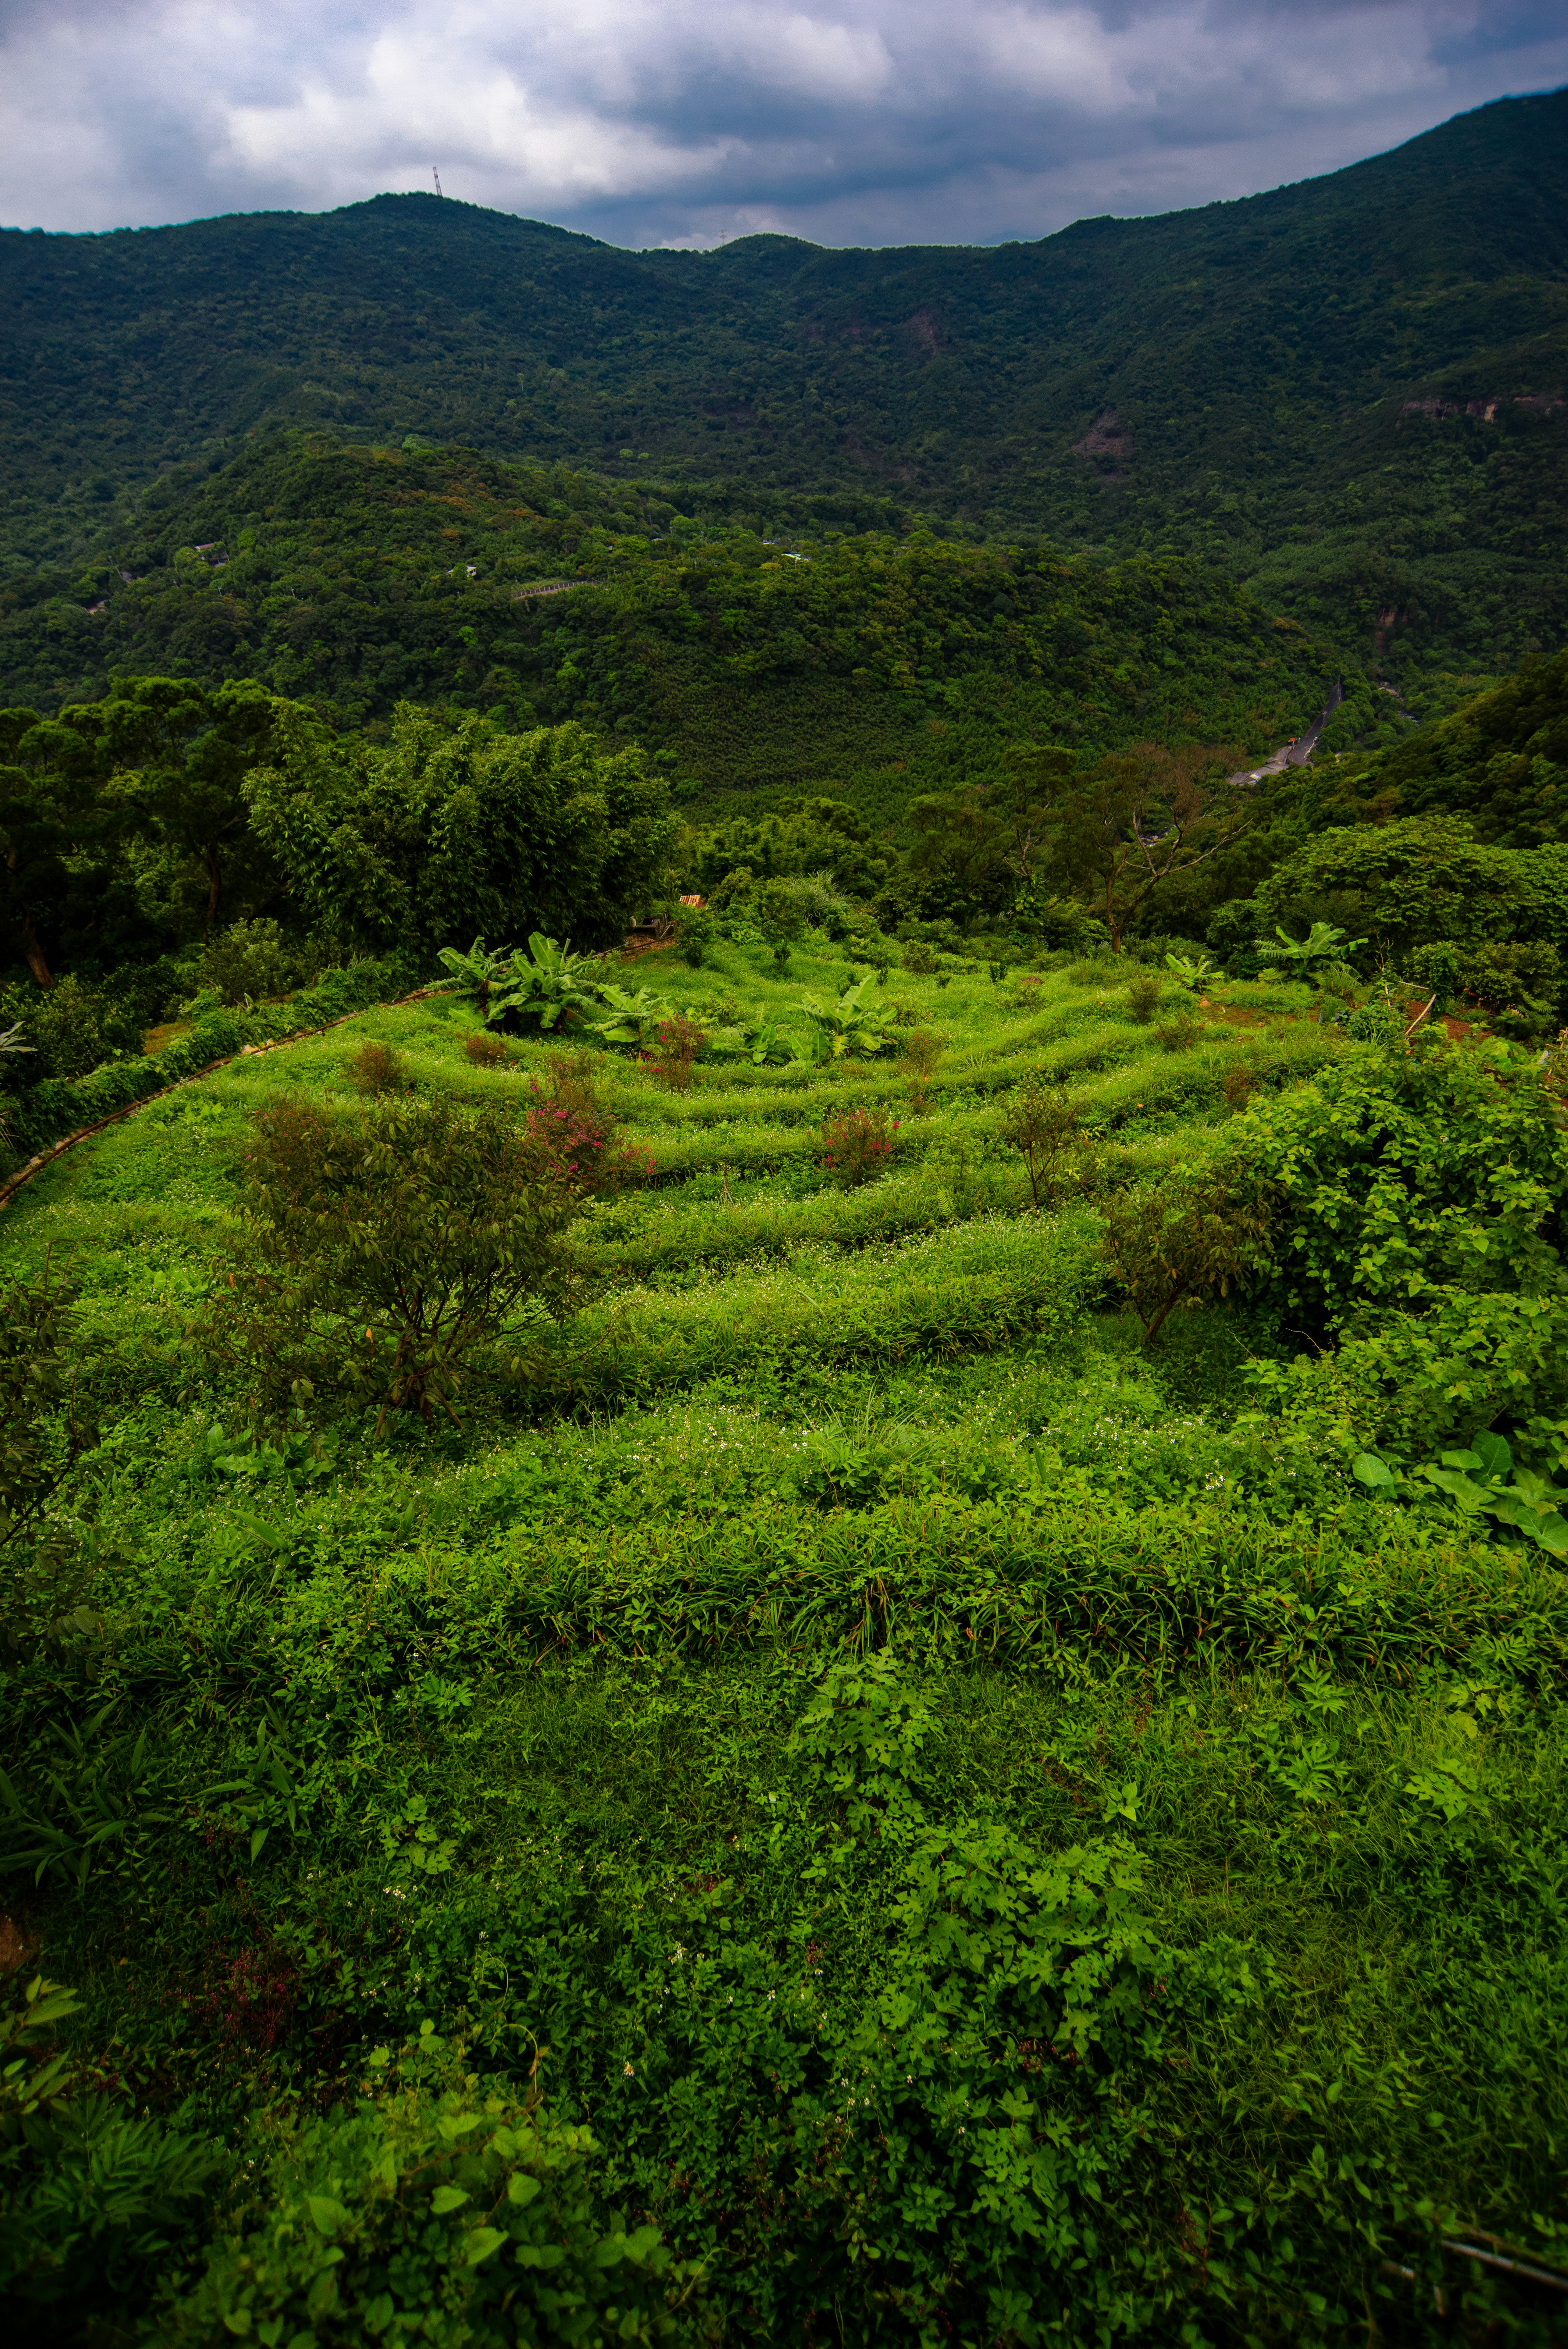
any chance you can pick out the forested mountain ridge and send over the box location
[3,89,1564,675]
[0,435,1342,819]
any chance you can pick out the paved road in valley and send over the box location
[1228,678,1343,786]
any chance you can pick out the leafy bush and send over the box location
[201,1094,579,1428]
[156,2030,703,2347]
[1239,1037,1568,1446]
[195,918,296,1007]
[674,905,715,967]
[345,1039,408,1096]
[16,975,142,1081]
[1244,1038,1568,1341]
[1101,1158,1276,1343]
[821,1103,899,1187]
[1413,937,1563,1035]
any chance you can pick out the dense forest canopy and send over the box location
[2,87,1564,681]
[0,435,1343,804]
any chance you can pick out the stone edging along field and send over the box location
[0,983,447,1216]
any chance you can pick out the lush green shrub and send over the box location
[155,2031,703,2347]
[201,1094,580,1428]
[1244,1036,1568,1340]
[194,918,297,1007]
[1102,1158,1276,1343]
[674,905,715,967]
[12,973,142,1081]
[1240,1034,1568,1445]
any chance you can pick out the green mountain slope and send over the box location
[1335,644,1568,846]
[2,91,1564,679]
[0,436,1340,809]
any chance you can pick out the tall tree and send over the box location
[903,745,1077,922]
[244,704,677,955]
[1047,741,1247,951]
[0,708,108,988]
[91,676,279,937]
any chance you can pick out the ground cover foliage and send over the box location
[4,929,1568,2345]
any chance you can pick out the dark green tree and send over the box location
[91,675,279,936]
[0,709,111,988]
[244,705,676,955]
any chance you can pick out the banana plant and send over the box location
[1164,951,1216,991]
[1254,921,1367,977]
[741,1024,803,1071]
[434,937,514,1013]
[799,975,895,1060]
[582,982,673,1048]
[488,934,600,1033]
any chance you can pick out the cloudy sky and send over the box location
[1,1,1563,249]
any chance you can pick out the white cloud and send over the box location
[0,0,1562,242]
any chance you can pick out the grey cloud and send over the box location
[0,2,1563,246]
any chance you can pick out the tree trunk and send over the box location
[19,908,54,989]
[204,845,223,938]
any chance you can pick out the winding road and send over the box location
[1229,678,1343,787]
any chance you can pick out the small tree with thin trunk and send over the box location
[205,1094,580,1428]
[1101,1158,1275,1344]
[1000,1069,1082,1208]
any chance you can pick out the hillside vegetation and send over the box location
[4,81,1568,2348]
[0,436,1342,799]
[2,89,1565,677]
[5,931,1568,2342]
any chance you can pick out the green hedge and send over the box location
[5,955,424,1158]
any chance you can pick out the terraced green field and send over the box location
[5,940,1567,2345]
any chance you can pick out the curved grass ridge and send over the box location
[311,1500,1568,1683]
[0,952,426,1192]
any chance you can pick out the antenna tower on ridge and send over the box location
[432,166,443,198]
